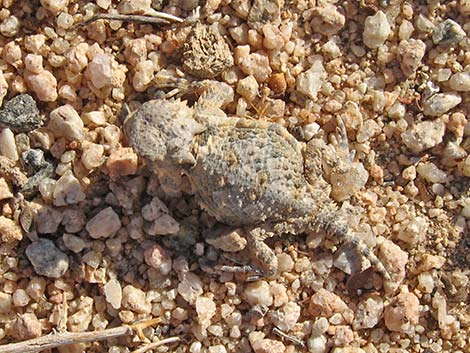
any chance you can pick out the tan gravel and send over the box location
[0,0,468,353]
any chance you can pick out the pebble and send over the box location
[133,60,155,92]
[398,39,426,76]
[24,55,44,73]
[296,59,327,100]
[53,171,86,206]
[10,313,42,340]
[117,0,152,14]
[0,216,23,242]
[236,75,259,102]
[142,196,170,221]
[0,128,18,161]
[0,292,12,314]
[124,38,147,66]
[47,104,84,141]
[332,325,354,346]
[62,233,86,253]
[308,288,348,317]
[86,207,122,239]
[277,253,294,272]
[334,242,365,275]
[0,16,20,37]
[271,283,288,307]
[86,53,113,89]
[401,119,445,153]
[144,244,172,275]
[309,4,345,36]
[307,335,327,353]
[196,296,217,329]
[422,93,461,117]
[145,213,180,236]
[24,69,58,102]
[0,71,7,107]
[363,11,391,49]
[448,72,470,91]
[121,285,151,314]
[104,278,122,309]
[81,111,107,127]
[62,207,86,234]
[384,290,419,332]
[418,254,446,272]
[353,295,384,330]
[33,203,63,234]
[68,296,93,332]
[177,272,203,305]
[262,24,285,50]
[25,238,69,278]
[244,281,273,306]
[356,120,381,143]
[21,149,47,174]
[239,53,272,82]
[269,301,300,331]
[267,73,287,94]
[247,0,282,28]
[208,346,226,353]
[81,142,105,169]
[251,338,285,353]
[432,19,466,45]
[416,162,447,183]
[40,0,68,14]
[379,240,408,293]
[12,289,30,307]
[397,216,428,245]
[0,178,12,201]
[0,94,41,132]
[331,348,365,353]
[417,272,435,293]
[106,147,138,180]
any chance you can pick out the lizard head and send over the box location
[124,99,206,167]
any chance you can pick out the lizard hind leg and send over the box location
[311,212,391,281]
[211,226,278,280]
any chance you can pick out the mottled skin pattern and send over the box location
[124,80,390,280]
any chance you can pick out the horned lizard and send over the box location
[124,80,390,282]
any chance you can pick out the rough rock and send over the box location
[363,11,391,49]
[0,94,41,132]
[25,238,69,278]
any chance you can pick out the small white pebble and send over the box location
[48,104,84,140]
[0,16,20,37]
[416,162,447,183]
[0,128,18,161]
[121,285,151,314]
[12,289,30,307]
[24,70,57,102]
[363,11,391,48]
[104,279,122,310]
[53,171,86,206]
[244,281,273,306]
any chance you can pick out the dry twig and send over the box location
[0,318,179,353]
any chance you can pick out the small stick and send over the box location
[0,319,176,353]
[78,12,183,28]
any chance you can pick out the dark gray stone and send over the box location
[26,238,69,278]
[432,19,466,45]
[0,94,41,132]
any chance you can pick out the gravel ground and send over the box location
[0,0,469,352]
